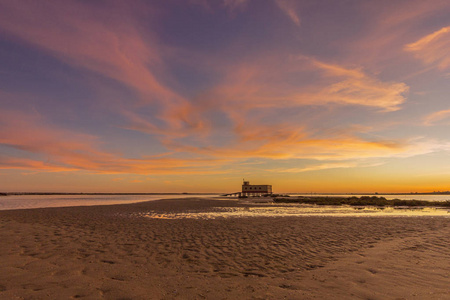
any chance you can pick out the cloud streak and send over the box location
[269,161,384,173]
[0,109,229,175]
[0,1,170,98]
[405,26,450,70]
[0,0,207,136]
[204,55,408,113]
[274,0,301,26]
[163,129,435,162]
[423,109,450,125]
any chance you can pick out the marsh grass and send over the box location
[273,196,450,207]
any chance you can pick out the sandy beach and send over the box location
[0,198,449,299]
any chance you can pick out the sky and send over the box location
[0,0,450,193]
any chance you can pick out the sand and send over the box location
[0,198,449,299]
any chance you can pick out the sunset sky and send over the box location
[1,0,450,193]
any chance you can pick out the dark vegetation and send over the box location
[274,196,450,207]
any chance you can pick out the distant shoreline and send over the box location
[0,192,220,196]
[290,192,450,195]
[273,195,450,207]
[1,191,449,196]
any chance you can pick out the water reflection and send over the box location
[0,194,217,210]
[140,205,450,219]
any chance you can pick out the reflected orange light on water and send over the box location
[138,205,450,220]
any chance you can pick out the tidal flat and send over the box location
[0,198,449,299]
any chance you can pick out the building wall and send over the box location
[242,185,272,194]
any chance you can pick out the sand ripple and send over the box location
[0,198,449,299]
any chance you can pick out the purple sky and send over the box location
[1,0,450,192]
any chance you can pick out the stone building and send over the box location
[241,180,272,196]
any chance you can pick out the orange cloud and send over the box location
[338,1,450,70]
[159,91,450,169]
[269,161,384,173]
[119,106,210,141]
[423,109,450,125]
[129,53,411,170]
[0,1,410,156]
[0,109,229,175]
[164,127,412,162]
[202,55,408,113]
[405,26,450,70]
[0,1,204,137]
[310,60,408,111]
[0,1,172,98]
[0,157,78,172]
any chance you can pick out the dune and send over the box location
[0,198,448,299]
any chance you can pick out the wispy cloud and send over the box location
[163,129,429,162]
[274,0,300,26]
[405,26,450,70]
[339,1,450,69]
[0,0,206,136]
[0,1,170,98]
[310,59,408,111]
[0,156,79,173]
[203,55,408,113]
[270,161,384,173]
[423,109,450,125]
[0,109,229,175]
[128,53,412,167]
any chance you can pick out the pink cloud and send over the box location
[0,0,205,136]
[164,126,449,172]
[0,106,441,175]
[0,157,78,172]
[274,0,301,26]
[163,126,408,161]
[405,26,450,70]
[0,109,229,175]
[423,109,450,125]
[0,1,170,97]
[336,1,450,68]
[200,55,408,113]
[124,52,411,168]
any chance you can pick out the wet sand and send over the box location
[0,198,449,299]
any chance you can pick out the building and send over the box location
[241,180,272,196]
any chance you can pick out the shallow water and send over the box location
[0,194,217,210]
[139,205,450,219]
